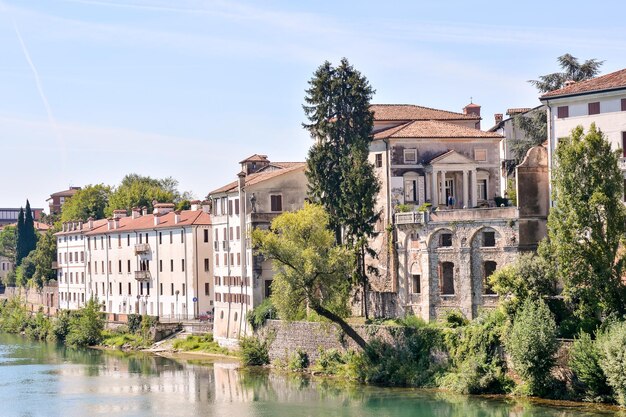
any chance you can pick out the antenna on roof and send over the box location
[470,96,473,104]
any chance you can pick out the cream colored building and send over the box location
[55,203,213,319]
[540,68,626,201]
[208,155,307,342]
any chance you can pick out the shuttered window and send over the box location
[557,106,569,118]
[588,102,600,115]
[270,195,283,212]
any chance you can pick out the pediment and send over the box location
[429,150,476,165]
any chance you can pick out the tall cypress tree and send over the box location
[23,200,37,257]
[303,58,380,318]
[15,207,24,265]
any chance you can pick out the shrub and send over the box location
[288,348,309,371]
[597,321,626,406]
[24,310,52,341]
[247,298,277,331]
[172,334,228,355]
[127,314,142,333]
[505,298,558,396]
[0,297,30,333]
[52,309,72,342]
[239,336,270,366]
[440,309,511,395]
[569,331,611,402]
[65,299,105,348]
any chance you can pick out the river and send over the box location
[0,333,619,417]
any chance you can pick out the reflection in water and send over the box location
[0,333,620,417]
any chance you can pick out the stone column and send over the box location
[462,170,469,208]
[430,169,438,206]
[470,169,478,207]
[440,170,447,205]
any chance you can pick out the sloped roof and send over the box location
[371,104,479,121]
[541,68,626,98]
[56,210,211,236]
[428,149,477,165]
[239,154,269,164]
[209,162,305,195]
[48,187,81,198]
[506,108,531,116]
[373,120,503,140]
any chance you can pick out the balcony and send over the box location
[135,270,152,281]
[134,243,151,255]
[222,241,228,251]
[395,211,426,225]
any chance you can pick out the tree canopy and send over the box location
[529,53,603,93]
[541,124,626,317]
[0,225,16,263]
[252,203,366,349]
[60,184,112,222]
[303,58,380,318]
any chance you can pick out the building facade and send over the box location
[367,103,548,320]
[209,155,307,342]
[540,68,626,200]
[55,203,213,319]
[47,187,81,214]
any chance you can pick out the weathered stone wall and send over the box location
[257,319,406,363]
[350,290,398,318]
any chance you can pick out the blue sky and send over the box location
[2,0,626,209]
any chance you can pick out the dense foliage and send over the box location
[569,331,612,402]
[247,298,277,331]
[597,321,626,406]
[529,53,603,93]
[60,184,112,222]
[239,336,270,366]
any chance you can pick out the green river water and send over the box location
[0,333,620,417]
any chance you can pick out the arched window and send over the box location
[483,261,497,294]
[440,262,455,295]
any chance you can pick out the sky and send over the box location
[2,0,626,210]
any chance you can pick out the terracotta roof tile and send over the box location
[373,120,503,140]
[371,104,479,121]
[56,210,210,236]
[239,154,269,164]
[541,68,626,98]
[506,108,531,115]
[209,162,305,195]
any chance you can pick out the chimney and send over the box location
[153,203,175,215]
[463,102,481,130]
[107,218,113,231]
[62,222,66,232]
[201,200,211,214]
[174,211,181,224]
[141,206,148,216]
[87,217,94,229]
[113,217,119,229]
[494,113,503,124]
[190,200,201,211]
[564,80,576,87]
[78,221,83,230]
[113,209,127,219]
[154,214,160,226]
[131,207,141,219]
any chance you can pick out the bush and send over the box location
[239,336,270,366]
[65,299,105,348]
[24,310,53,341]
[288,348,309,371]
[247,298,277,331]
[569,331,611,402]
[440,309,511,395]
[172,334,228,355]
[52,310,72,342]
[505,298,558,396]
[597,321,626,406]
[0,297,30,334]
[127,314,142,333]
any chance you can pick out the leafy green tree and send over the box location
[511,109,547,164]
[597,321,626,406]
[66,298,104,348]
[252,203,366,349]
[61,184,112,222]
[505,298,558,396]
[541,124,626,318]
[0,225,17,263]
[569,331,611,402]
[106,174,184,215]
[14,252,36,287]
[303,58,380,318]
[530,53,604,93]
[29,228,58,287]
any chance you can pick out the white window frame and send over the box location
[403,149,417,164]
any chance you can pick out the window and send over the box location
[483,231,496,247]
[484,261,497,294]
[159,260,163,272]
[228,200,233,215]
[237,253,241,266]
[403,149,417,164]
[477,179,488,200]
[181,231,184,243]
[139,234,142,244]
[107,236,111,248]
[440,233,453,247]
[181,259,185,272]
[622,98,626,112]
[160,283,163,295]
[440,262,455,295]
[127,235,130,246]
[108,261,112,274]
[229,227,233,240]
[80,251,84,262]
[203,229,209,243]
[411,274,420,294]
[159,232,162,244]
[557,106,569,118]
[169,231,173,244]
[128,282,131,295]
[118,260,122,273]
[375,153,383,168]
[236,226,240,240]
[235,198,240,215]
[215,254,219,266]
[270,195,283,212]
[230,253,234,266]
[69,252,73,263]
[170,260,174,272]
[182,284,186,296]
[204,258,209,271]
[171,283,174,295]
[265,280,273,298]
[119,282,122,295]
[128,260,131,273]
[205,283,210,296]
[404,175,418,203]
[588,101,600,115]
[474,149,487,162]
[622,132,626,158]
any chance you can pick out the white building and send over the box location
[56,202,213,320]
[540,68,626,200]
[208,155,307,341]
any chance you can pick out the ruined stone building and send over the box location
[366,103,549,321]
